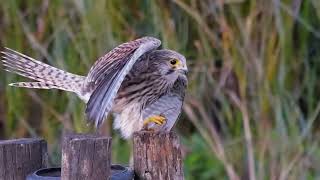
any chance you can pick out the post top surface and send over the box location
[63,133,112,141]
[0,138,45,145]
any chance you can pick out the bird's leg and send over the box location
[142,115,166,129]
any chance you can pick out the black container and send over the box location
[26,165,134,180]
[26,168,60,180]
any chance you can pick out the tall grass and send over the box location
[1,0,320,179]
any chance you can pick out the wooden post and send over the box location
[61,133,112,180]
[0,138,48,180]
[133,131,184,180]
[0,87,5,139]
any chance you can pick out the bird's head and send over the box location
[149,50,188,83]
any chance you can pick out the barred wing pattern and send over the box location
[142,76,187,131]
[85,37,161,127]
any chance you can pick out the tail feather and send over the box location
[3,66,42,81]
[9,82,68,90]
[1,47,86,95]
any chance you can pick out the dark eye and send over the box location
[170,59,177,65]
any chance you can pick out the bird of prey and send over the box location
[1,37,188,138]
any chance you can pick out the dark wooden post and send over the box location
[133,131,184,180]
[0,138,48,180]
[0,87,5,139]
[61,133,112,180]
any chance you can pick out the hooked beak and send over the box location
[178,69,188,76]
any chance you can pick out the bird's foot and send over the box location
[142,115,166,130]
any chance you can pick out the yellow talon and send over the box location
[143,115,166,128]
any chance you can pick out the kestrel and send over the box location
[1,37,188,138]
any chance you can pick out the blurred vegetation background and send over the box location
[1,0,320,179]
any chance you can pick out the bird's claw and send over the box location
[143,115,166,129]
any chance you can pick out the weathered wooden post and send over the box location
[0,138,48,180]
[133,131,184,180]
[61,133,112,180]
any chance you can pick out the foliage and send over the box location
[1,0,320,179]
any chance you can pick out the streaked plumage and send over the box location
[1,37,188,138]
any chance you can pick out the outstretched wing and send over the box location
[85,37,161,127]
